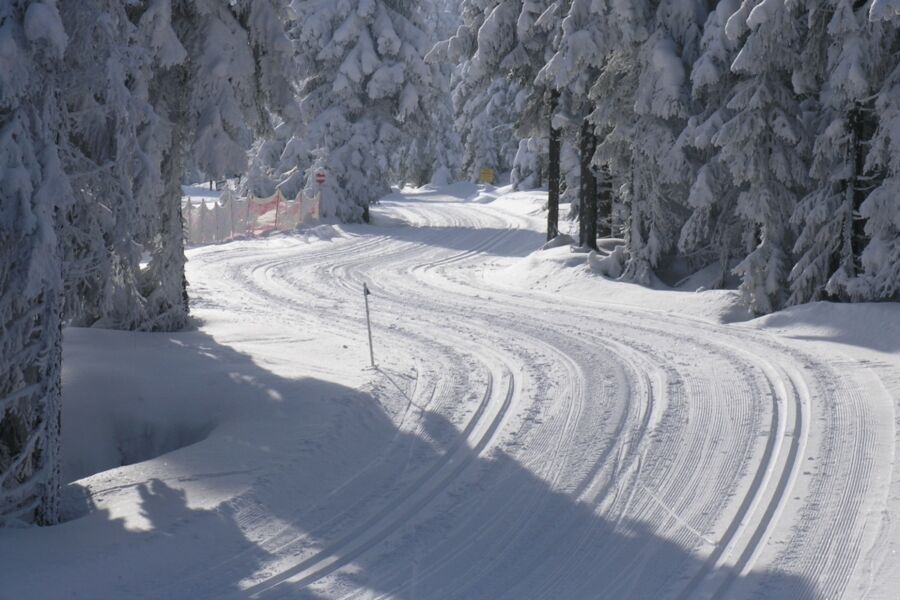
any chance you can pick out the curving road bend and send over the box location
[184,186,896,599]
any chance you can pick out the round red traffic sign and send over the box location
[315,171,326,185]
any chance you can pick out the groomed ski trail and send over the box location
[181,187,894,600]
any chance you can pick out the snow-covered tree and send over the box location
[430,0,562,186]
[678,0,744,287]
[289,0,446,221]
[57,0,156,329]
[713,0,811,313]
[539,0,611,249]
[1,0,296,526]
[844,8,900,300]
[455,76,522,181]
[137,0,295,330]
[620,0,709,282]
[517,1,567,238]
[790,0,897,304]
[0,0,69,526]
[789,1,896,304]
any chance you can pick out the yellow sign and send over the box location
[479,168,495,184]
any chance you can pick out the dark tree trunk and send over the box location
[547,90,561,241]
[598,163,613,238]
[579,119,598,251]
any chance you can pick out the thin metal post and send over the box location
[363,283,375,368]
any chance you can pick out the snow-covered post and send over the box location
[363,283,376,368]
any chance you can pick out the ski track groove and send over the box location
[176,193,891,600]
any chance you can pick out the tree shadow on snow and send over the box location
[347,222,546,259]
[248,412,824,600]
[2,329,824,599]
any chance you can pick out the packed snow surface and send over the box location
[2,185,898,599]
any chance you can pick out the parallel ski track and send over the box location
[180,195,885,600]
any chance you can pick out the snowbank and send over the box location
[492,244,753,324]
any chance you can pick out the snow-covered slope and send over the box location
[1,185,897,599]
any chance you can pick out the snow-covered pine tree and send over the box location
[0,0,70,526]
[530,2,570,240]
[713,0,811,314]
[290,0,444,221]
[678,0,744,288]
[138,0,295,330]
[539,0,610,249]
[126,0,189,332]
[511,135,546,189]
[57,0,155,330]
[455,75,522,181]
[845,8,900,300]
[508,0,560,194]
[621,0,709,283]
[398,1,462,187]
[429,0,528,183]
[789,0,896,304]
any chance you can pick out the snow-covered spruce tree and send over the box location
[0,0,69,526]
[713,0,811,314]
[495,0,563,196]
[842,7,900,300]
[138,0,295,329]
[57,0,157,330]
[530,2,571,240]
[539,0,610,250]
[789,1,896,304]
[253,0,462,199]
[505,0,578,241]
[290,0,445,221]
[677,0,745,288]
[511,135,546,189]
[620,0,710,283]
[455,75,522,182]
[429,0,528,183]
[398,4,462,188]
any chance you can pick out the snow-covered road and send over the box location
[3,185,898,599]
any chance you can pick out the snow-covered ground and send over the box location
[2,184,898,599]
[183,184,223,206]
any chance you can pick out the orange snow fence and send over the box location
[184,189,321,246]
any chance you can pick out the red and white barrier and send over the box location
[183,189,321,246]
